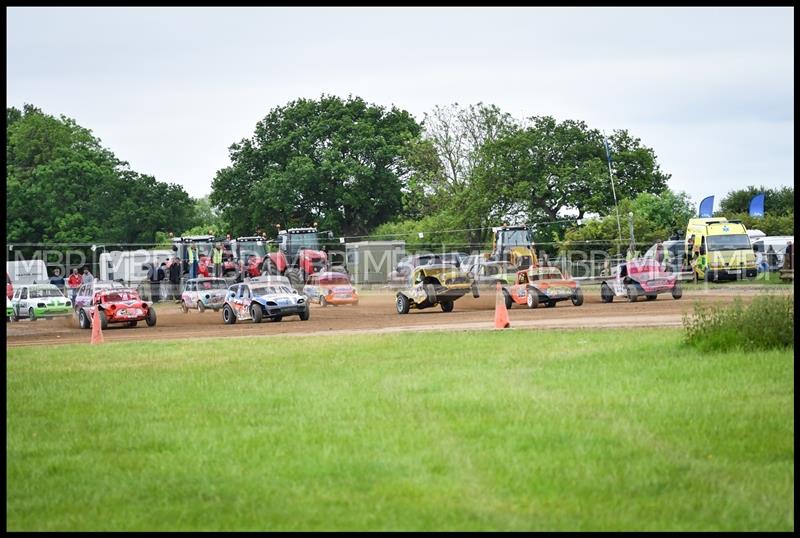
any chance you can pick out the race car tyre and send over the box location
[197,301,205,313]
[250,304,263,323]
[28,308,36,321]
[271,315,283,322]
[672,283,683,300]
[503,289,513,310]
[320,296,328,307]
[424,283,437,304]
[146,308,157,327]
[99,310,109,330]
[181,300,189,313]
[626,285,638,303]
[440,300,454,313]
[471,282,480,299]
[571,287,584,307]
[600,283,614,303]
[78,309,90,329]
[127,320,138,328]
[646,294,658,301]
[12,307,20,322]
[396,293,410,315]
[526,289,539,309]
[299,307,310,321]
[223,304,236,325]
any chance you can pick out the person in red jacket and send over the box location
[67,268,82,303]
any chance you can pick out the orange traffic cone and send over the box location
[91,306,104,345]
[494,282,511,329]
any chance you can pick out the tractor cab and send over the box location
[491,225,538,270]
[171,235,215,275]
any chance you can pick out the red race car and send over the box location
[76,288,157,329]
[600,259,682,303]
[502,266,584,309]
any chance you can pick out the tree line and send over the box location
[6,98,794,250]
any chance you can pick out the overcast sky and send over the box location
[6,7,794,209]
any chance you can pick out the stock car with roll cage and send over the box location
[502,266,584,309]
[302,271,359,306]
[75,287,157,329]
[599,259,683,303]
[180,277,228,313]
[395,264,479,314]
[221,275,310,324]
[10,283,73,321]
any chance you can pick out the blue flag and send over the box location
[748,193,765,218]
[698,196,714,218]
[603,138,613,165]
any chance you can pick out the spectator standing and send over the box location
[158,262,168,300]
[67,268,82,302]
[785,241,793,271]
[81,267,94,286]
[212,243,223,278]
[169,257,182,301]
[188,245,198,279]
[147,262,161,302]
[766,246,778,271]
[49,267,66,293]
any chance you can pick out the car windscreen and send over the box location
[29,288,63,298]
[707,234,751,251]
[320,277,350,286]
[530,270,563,281]
[104,291,140,302]
[200,280,227,290]
[252,285,292,296]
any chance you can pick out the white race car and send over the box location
[222,276,310,324]
[11,283,72,321]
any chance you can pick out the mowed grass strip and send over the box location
[6,329,794,531]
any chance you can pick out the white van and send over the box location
[7,259,49,285]
[98,249,174,286]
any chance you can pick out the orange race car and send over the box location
[502,266,584,309]
[302,271,359,306]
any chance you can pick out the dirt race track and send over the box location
[5,287,781,348]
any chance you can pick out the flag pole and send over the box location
[604,133,623,256]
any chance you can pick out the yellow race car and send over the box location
[395,264,478,314]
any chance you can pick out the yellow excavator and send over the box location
[488,225,538,269]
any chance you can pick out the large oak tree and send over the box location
[210,95,422,237]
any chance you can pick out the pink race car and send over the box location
[600,259,683,303]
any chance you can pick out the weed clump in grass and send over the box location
[683,293,794,352]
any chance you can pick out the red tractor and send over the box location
[260,227,333,287]
[229,236,269,280]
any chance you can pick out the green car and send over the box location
[10,283,72,321]
[6,297,13,322]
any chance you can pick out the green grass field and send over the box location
[6,329,794,531]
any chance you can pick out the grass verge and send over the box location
[6,329,794,531]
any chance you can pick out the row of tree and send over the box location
[210,97,675,248]
[6,98,794,250]
[7,105,200,244]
